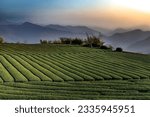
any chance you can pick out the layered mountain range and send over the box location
[0,21,150,54]
[105,29,150,54]
[0,22,99,43]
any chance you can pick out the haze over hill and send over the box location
[105,29,150,54]
[1,19,150,54]
[0,22,99,43]
[128,36,150,54]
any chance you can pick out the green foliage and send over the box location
[0,44,149,99]
[0,80,150,99]
[0,62,14,82]
[116,47,123,52]
[4,55,41,81]
[27,55,75,81]
[0,43,150,82]
[60,38,72,44]
[53,40,61,44]
[20,55,64,82]
[40,40,52,44]
[11,55,52,81]
[84,33,104,48]
[0,36,4,44]
[60,37,83,45]
[72,38,83,45]
[34,55,84,81]
[0,55,28,82]
[100,45,113,51]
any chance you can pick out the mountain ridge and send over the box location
[105,29,150,54]
[0,22,99,43]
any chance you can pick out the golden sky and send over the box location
[68,0,150,29]
[1,0,150,29]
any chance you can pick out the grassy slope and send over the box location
[0,44,150,99]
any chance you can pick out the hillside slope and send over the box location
[0,44,150,99]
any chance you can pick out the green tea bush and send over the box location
[20,56,64,82]
[28,56,74,81]
[4,55,41,81]
[11,55,52,81]
[35,55,84,81]
[0,62,14,82]
[0,55,28,82]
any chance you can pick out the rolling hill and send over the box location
[0,44,150,99]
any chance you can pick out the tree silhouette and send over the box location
[0,36,4,44]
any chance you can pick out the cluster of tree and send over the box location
[40,37,83,45]
[39,34,123,52]
[40,33,104,46]
[53,40,61,44]
[1,35,123,52]
[83,33,104,48]
[60,37,83,45]
[0,36,4,44]
[40,40,52,44]
[115,47,123,52]
[59,33,105,47]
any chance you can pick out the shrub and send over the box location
[0,36,4,44]
[0,55,27,82]
[84,33,104,48]
[100,45,109,49]
[53,40,61,44]
[48,41,52,44]
[20,55,63,82]
[12,55,52,81]
[60,37,83,45]
[40,40,48,44]
[60,38,72,44]
[72,38,83,45]
[116,47,123,52]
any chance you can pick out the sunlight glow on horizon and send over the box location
[111,0,150,13]
[1,0,150,29]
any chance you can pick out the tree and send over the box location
[40,40,48,44]
[60,37,72,44]
[60,37,83,45]
[116,47,123,52]
[0,36,4,44]
[72,38,83,45]
[100,45,109,49]
[53,40,61,44]
[85,33,104,48]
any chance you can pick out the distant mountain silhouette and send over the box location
[46,24,97,34]
[108,28,129,36]
[104,29,150,53]
[0,22,99,43]
[0,19,13,25]
[90,27,112,35]
[131,25,150,31]
[128,36,150,54]
[107,29,150,48]
[1,22,150,54]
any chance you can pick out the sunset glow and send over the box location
[111,0,150,13]
[0,0,150,29]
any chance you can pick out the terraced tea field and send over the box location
[0,44,150,99]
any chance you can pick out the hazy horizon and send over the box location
[0,0,150,29]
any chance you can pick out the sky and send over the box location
[0,0,150,29]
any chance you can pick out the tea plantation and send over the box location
[0,44,150,99]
